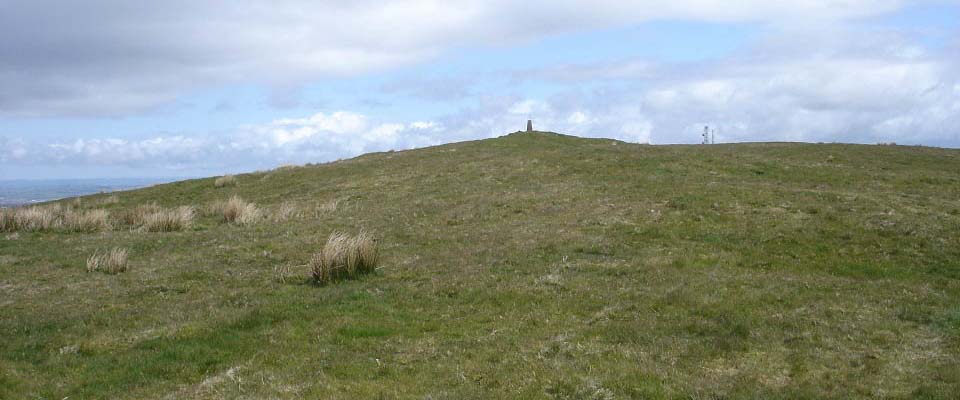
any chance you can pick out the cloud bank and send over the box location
[1,1,958,177]
[1,112,445,173]
[1,0,910,117]
[3,24,959,175]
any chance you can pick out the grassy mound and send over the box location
[1,131,959,398]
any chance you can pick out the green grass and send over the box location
[1,131,959,398]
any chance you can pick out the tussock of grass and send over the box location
[11,206,60,231]
[118,203,193,232]
[86,247,129,274]
[214,175,237,188]
[314,199,339,217]
[216,195,260,225]
[2,202,196,233]
[3,204,111,232]
[142,206,195,232]
[99,194,120,205]
[274,264,293,284]
[272,202,300,222]
[0,209,15,232]
[120,203,162,226]
[309,231,379,284]
[64,209,111,232]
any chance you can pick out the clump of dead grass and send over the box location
[313,199,339,217]
[309,231,379,285]
[86,247,129,274]
[99,194,120,205]
[2,204,117,233]
[142,206,195,232]
[120,203,162,226]
[118,203,193,232]
[274,264,294,284]
[0,209,15,232]
[11,205,61,231]
[272,202,300,222]
[214,174,237,188]
[215,195,261,225]
[64,209,111,232]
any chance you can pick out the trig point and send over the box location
[526,119,533,132]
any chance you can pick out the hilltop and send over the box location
[1,131,959,398]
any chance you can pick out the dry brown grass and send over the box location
[12,206,60,231]
[118,203,193,232]
[272,202,300,222]
[64,209,111,232]
[217,195,260,225]
[142,206,195,232]
[273,264,294,284]
[3,204,114,233]
[99,194,120,205]
[313,199,339,217]
[120,203,163,226]
[0,209,15,232]
[309,231,379,284]
[86,247,129,274]
[214,175,237,188]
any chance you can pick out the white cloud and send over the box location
[508,99,551,115]
[43,136,210,165]
[513,60,656,83]
[0,137,27,162]
[620,121,653,143]
[0,0,912,116]
[409,121,442,130]
[264,112,369,146]
[567,111,591,125]
[2,111,446,171]
[640,56,957,144]
[4,10,959,176]
[230,111,445,164]
[493,26,960,146]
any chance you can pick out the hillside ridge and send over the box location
[2,131,959,398]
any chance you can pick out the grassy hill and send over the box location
[2,131,959,398]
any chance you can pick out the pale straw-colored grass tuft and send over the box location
[309,231,379,284]
[64,209,111,232]
[99,194,120,205]
[272,202,300,222]
[142,206,195,232]
[12,206,60,231]
[313,199,339,217]
[214,174,237,188]
[121,203,162,227]
[219,195,260,225]
[0,209,15,232]
[87,247,129,274]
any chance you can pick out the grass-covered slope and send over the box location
[2,131,960,398]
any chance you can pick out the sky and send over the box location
[1,0,958,179]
